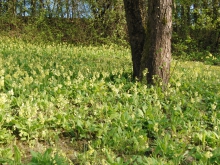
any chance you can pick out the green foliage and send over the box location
[173,48,220,66]
[172,0,220,56]
[0,37,220,164]
[28,148,68,165]
[0,145,22,165]
[0,0,127,46]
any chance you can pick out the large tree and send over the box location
[123,0,172,87]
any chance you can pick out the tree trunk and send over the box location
[31,0,36,17]
[71,0,75,19]
[144,0,172,86]
[39,0,44,13]
[124,0,172,87]
[212,0,220,51]
[180,5,188,39]
[193,3,199,24]
[0,0,2,15]
[173,1,180,34]
[123,0,146,80]
[8,0,16,17]
[212,0,219,22]
[23,0,26,17]
[66,0,70,19]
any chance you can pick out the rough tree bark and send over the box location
[123,0,172,87]
[123,0,146,80]
[145,0,172,86]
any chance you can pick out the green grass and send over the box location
[0,37,220,164]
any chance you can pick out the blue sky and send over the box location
[14,0,92,18]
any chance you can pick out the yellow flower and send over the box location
[0,77,4,88]
[8,89,14,96]
[211,103,217,110]
[153,123,159,132]
[204,151,213,159]
[0,93,7,105]
[191,97,195,103]
[176,82,181,87]
[0,69,4,76]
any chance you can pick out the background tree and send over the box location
[172,0,220,55]
[85,0,126,43]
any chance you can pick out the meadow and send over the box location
[0,37,220,164]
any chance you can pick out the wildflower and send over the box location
[42,130,47,137]
[87,145,95,155]
[211,103,217,110]
[8,89,14,96]
[0,69,4,76]
[204,151,213,159]
[39,112,45,124]
[191,97,195,103]
[58,84,62,89]
[176,81,181,87]
[0,93,7,104]
[0,76,4,88]
[153,123,159,132]
[45,69,49,76]
[194,92,198,97]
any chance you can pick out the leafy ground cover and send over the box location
[0,37,220,164]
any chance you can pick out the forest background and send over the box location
[0,0,219,63]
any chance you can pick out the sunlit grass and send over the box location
[0,37,220,164]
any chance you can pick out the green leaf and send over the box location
[14,145,21,164]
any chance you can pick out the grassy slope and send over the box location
[0,37,220,164]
